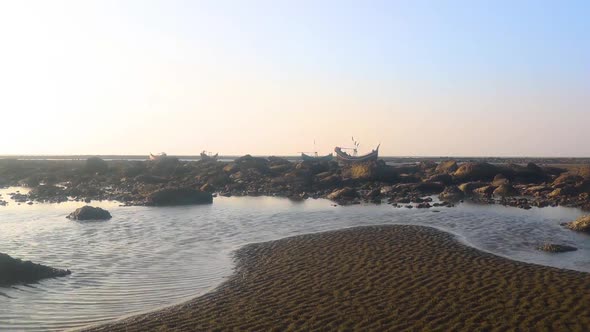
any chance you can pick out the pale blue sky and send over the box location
[0,0,588,156]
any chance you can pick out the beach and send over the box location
[84,225,590,331]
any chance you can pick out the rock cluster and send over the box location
[0,158,589,212]
[562,215,590,233]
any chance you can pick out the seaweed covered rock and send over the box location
[147,187,213,206]
[0,253,71,286]
[453,162,499,182]
[562,215,590,233]
[536,244,578,253]
[343,162,377,180]
[67,206,112,220]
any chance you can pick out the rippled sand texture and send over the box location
[86,225,590,331]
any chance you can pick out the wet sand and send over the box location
[84,225,590,331]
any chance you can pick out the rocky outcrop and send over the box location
[492,174,509,187]
[146,187,213,206]
[425,173,453,185]
[435,160,458,174]
[0,253,71,286]
[453,163,499,182]
[0,157,588,210]
[493,184,518,197]
[562,215,590,233]
[67,206,112,221]
[474,185,495,196]
[439,186,464,202]
[458,182,488,196]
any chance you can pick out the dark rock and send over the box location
[270,164,292,173]
[425,173,453,185]
[575,180,590,194]
[146,187,213,206]
[536,244,578,253]
[526,162,544,173]
[150,156,180,175]
[473,185,496,196]
[267,156,291,166]
[133,174,169,184]
[548,186,577,198]
[223,163,240,174]
[435,160,458,174]
[416,202,432,209]
[234,155,270,173]
[365,188,381,199]
[553,173,582,187]
[414,182,445,194]
[67,206,112,221]
[85,157,109,174]
[493,184,518,197]
[439,186,465,202]
[492,174,509,187]
[28,185,68,202]
[200,183,215,193]
[453,162,499,182]
[0,253,71,286]
[458,182,488,195]
[327,187,359,201]
[419,161,437,171]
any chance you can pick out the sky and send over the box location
[0,0,588,157]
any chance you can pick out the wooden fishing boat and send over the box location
[200,151,218,161]
[149,152,167,161]
[301,152,333,162]
[334,144,380,163]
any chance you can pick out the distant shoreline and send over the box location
[3,155,590,165]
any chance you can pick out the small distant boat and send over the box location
[149,152,167,161]
[335,137,380,163]
[200,151,218,161]
[300,139,332,162]
[301,152,333,161]
[334,145,379,163]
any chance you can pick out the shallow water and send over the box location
[0,187,589,331]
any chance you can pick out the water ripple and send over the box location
[0,190,589,331]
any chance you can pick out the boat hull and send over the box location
[334,146,379,164]
[200,153,218,161]
[301,153,333,162]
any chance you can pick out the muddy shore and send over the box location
[1,156,590,211]
[83,225,590,331]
